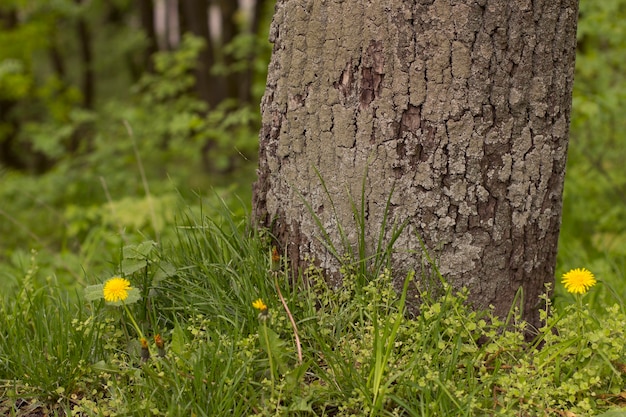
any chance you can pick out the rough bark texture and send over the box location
[253,0,578,327]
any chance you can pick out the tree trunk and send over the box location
[0,9,25,171]
[253,0,579,328]
[75,0,94,109]
[239,0,270,104]
[139,0,159,72]
[218,0,240,101]
[181,0,221,107]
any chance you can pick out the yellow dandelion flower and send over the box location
[252,298,267,311]
[253,298,270,321]
[103,277,132,303]
[562,268,596,294]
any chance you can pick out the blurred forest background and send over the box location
[0,0,625,305]
[0,0,273,290]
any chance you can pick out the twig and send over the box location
[274,274,303,364]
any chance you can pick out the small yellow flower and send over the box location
[253,298,269,321]
[252,298,267,311]
[562,268,596,294]
[103,277,132,303]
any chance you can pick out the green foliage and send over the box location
[1,0,626,415]
[558,0,626,307]
[0,59,31,100]
[2,201,626,416]
[0,31,259,289]
[155,197,272,333]
[0,0,268,295]
[0,254,106,403]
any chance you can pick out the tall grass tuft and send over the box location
[0,255,104,403]
[154,196,272,334]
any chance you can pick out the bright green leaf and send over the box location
[84,284,104,302]
[121,259,147,275]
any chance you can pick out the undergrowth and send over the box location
[1,201,626,417]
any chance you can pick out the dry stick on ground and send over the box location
[274,273,303,364]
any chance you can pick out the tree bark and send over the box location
[253,0,579,328]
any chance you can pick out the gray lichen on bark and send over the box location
[253,0,579,326]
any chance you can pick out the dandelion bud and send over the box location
[140,338,150,362]
[154,334,166,358]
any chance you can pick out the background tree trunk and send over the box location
[138,0,159,73]
[253,0,579,328]
[181,0,221,106]
[75,0,94,109]
[239,0,269,105]
[218,0,240,101]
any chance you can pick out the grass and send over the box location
[1,0,625,414]
[1,197,626,417]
